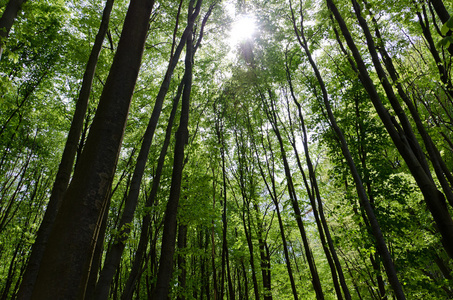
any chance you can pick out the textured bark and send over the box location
[31,0,154,298]
[85,199,110,300]
[17,1,114,298]
[122,3,211,299]
[0,0,27,59]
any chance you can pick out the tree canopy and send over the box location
[0,0,453,299]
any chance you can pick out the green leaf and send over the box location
[437,36,453,48]
[441,16,453,35]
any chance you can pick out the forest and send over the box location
[0,0,453,299]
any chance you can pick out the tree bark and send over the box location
[17,1,114,298]
[92,5,203,299]
[30,0,154,298]
[176,224,188,300]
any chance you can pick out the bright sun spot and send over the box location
[229,15,256,45]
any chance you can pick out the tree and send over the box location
[31,0,154,298]
[0,0,27,59]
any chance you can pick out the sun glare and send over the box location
[229,15,256,45]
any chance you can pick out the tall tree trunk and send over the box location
[284,67,351,299]
[151,0,199,296]
[212,168,219,300]
[214,105,236,300]
[260,89,325,300]
[30,0,154,298]
[328,0,453,260]
[255,134,299,299]
[291,1,405,298]
[121,75,185,300]
[242,203,260,300]
[17,1,114,298]
[428,0,453,55]
[365,2,453,205]
[252,200,272,300]
[429,0,450,23]
[93,2,205,296]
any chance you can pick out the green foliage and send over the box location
[1,0,453,299]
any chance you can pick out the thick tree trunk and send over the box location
[92,5,203,298]
[30,0,154,298]
[17,1,114,298]
[0,0,27,59]
[429,0,450,24]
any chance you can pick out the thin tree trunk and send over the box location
[214,107,236,300]
[212,168,219,300]
[291,1,405,298]
[252,201,272,300]
[243,204,260,300]
[366,2,453,204]
[177,224,188,300]
[285,66,351,300]
[259,89,325,300]
[121,76,185,300]
[331,0,453,260]
[151,1,198,296]
[254,137,299,300]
